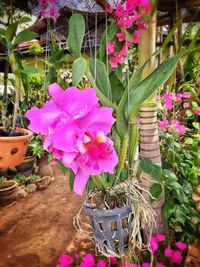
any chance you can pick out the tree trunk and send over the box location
[138,3,168,233]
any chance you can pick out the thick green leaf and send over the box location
[0,28,6,37]
[150,183,162,201]
[163,169,178,183]
[89,58,112,100]
[124,54,180,118]
[72,57,87,86]
[68,14,85,57]
[174,205,188,225]
[20,66,38,75]
[162,200,174,220]
[69,169,75,191]
[13,30,38,46]
[139,158,162,182]
[6,23,18,43]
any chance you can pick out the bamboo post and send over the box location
[138,2,168,233]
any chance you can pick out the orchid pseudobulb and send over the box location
[26,83,118,195]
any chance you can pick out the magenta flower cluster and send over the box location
[162,92,190,111]
[38,0,59,21]
[26,84,118,195]
[106,0,151,68]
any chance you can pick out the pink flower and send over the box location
[106,42,115,55]
[107,257,118,265]
[194,107,200,115]
[155,263,166,267]
[150,237,158,253]
[126,0,136,13]
[137,21,147,30]
[159,119,168,132]
[59,254,73,267]
[116,32,125,42]
[38,0,56,5]
[106,5,113,14]
[80,254,95,267]
[118,16,135,28]
[175,93,182,103]
[120,263,138,267]
[175,241,187,251]
[155,233,165,242]
[164,246,173,257]
[115,3,126,18]
[109,56,118,68]
[170,250,183,265]
[133,30,141,44]
[26,84,118,195]
[171,119,186,135]
[97,260,106,267]
[183,102,190,108]
[142,263,150,267]
[182,92,190,99]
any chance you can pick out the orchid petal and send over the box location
[73,168,90,195]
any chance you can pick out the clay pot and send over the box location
[16,155,36,174]
[0,180,17,206]
[0,128,33,168]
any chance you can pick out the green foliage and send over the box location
[28,137,43,158]
[13,173,27,184]
[0,177,7,183]
[72,57,87,86]
[28,42,44,55]
[68,14,85,57]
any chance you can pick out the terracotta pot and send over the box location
[0,128,33,168]
[16,155,36,174]
[0,180,17,206]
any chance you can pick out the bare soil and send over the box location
[0,166,93,267]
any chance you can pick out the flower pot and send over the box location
[16,155,36,174]
[0,128,33,168]
[0,180,17,206]
[85,204,132,255]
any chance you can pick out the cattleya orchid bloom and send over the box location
[26,83,118,195]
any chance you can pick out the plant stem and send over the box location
[115,134,129,183]
[91,175,108,191]
[128,112,139,170]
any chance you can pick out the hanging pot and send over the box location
[0,180,17,206]
[84,204,132,255]
[0,128,33,168]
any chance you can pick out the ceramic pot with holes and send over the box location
[0,128,33,169]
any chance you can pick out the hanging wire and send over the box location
[94,11,98,82]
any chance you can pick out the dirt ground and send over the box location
[0,166,94,267]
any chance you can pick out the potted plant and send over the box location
[24,8,182,257]
[0,176,17,206]
[0,16,37,168]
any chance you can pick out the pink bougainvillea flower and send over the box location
[154,263,166,267]
[133,30,141,44]
[137,21,147,30]
[155,233,165,242]
[183,102,190,109]
[142,263,150,267]
[175,241,187,251]
[109,56,118,68]
[58,254,73,267]
[194,107,200,115]
[175,93,182,103]
[182,92,190,99]
[26,84,118,196]
[120,263,139,267]
[170,250,183,265]
[107,257,118,265]
[150,237,158,253]
[97,259,106,267]
[164,246,173,257]
[159,119,168,132]
[118,16,135,28]
[172,120,186,135]
[126,0,136,13]
[106,5,113,14]
[80,254,95,267]
[106,42,115,55]
[38,0,56,5]
[116,32,125,42]
[115,3,126,18]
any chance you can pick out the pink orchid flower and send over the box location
[150,237,158,253]
[106,42,115,55]
[80,254,95,267]
[155,233,165,242]
[59,254,73,267]
[170,250,183,265]
[97,260,106,267]
[26,84,118,195]
[164,246,173,257]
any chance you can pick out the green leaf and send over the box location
[6,22,18,43]
[68,14,85,57]
[57,161,68,175]
[0,28,6,37]
[72,57,87,86]
[163,169,178,183]
[139,158,162,182]
[19,16,32,24]
[13,30,38,46]
[124,54,180,118]
[162,200,174,220]
[192,122,200,130]
[88,58,112,100]
[174,205,188,225]
[20,66,38,74]
[150,183,163,200]
[69,169,75,191]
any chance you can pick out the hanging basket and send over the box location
[84,204,132,255]
[0,128,33,168]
